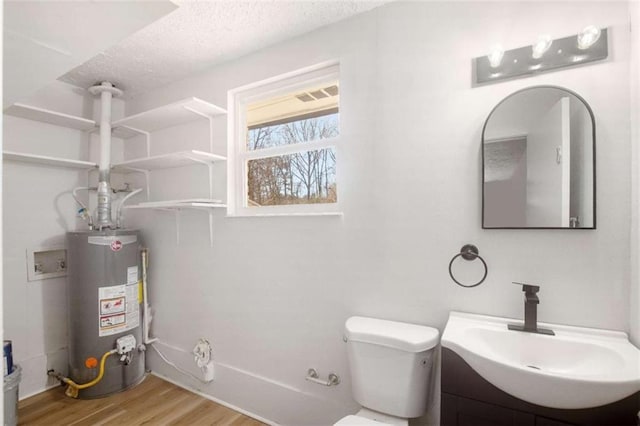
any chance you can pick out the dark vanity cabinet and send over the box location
[441,348,640,426]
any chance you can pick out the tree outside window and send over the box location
[247,112,338,207]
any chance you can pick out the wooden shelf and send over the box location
[111,150,226,172]
[4,103,96,130]
[124,200,226,210]
[112,97,227,139]
[3,151,98,169]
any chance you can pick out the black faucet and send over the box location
[507,282,555,335]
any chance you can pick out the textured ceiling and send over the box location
[59,0,389,98]
[3,0,176,107]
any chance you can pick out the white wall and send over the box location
[569,96,593,227]
[1,81,126,398]
[3,83,87,398]
[527,98,569,227]
[484,139,527,227]
[630,0,640,347]
[483,89,562,140]
[121,2,633,425]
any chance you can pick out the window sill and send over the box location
[226,212,343,218]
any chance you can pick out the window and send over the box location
[228,63,340,215]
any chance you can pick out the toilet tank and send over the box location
[344,317,439,418]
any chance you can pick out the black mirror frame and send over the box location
[481,85,597,230]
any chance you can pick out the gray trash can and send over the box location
[4,364,21,426]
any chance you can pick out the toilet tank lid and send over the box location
[344,316,439,352]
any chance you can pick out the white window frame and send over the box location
[227,62,341,217]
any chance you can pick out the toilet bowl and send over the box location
[333,316,439,426]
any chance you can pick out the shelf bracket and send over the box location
[150,207,182,246]
[116,125,151,157]
[209,210,214,248]
[144,130,151,158]
[208,116,213,154]
[183,155,214,200]
[183,106,214,153]
[184,155,215,246]
[157,206,213,247]
[175,210,181,245]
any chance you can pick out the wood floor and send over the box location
[18,374,267,426]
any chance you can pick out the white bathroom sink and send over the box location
[441,311,640,409]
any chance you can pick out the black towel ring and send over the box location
[448,244,488,288]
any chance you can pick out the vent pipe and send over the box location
[88,82,123,229]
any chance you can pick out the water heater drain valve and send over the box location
[116,335,137,363]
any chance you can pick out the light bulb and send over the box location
[577,25,601,50]
[488,45,504,68]
[532,35,552,59]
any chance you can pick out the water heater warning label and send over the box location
[98,283,140,337]
[100,297,125,315]
[100,314,125,328]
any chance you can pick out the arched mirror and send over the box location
[482,86,595,229]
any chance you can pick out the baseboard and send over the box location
[19,382,62,400]
[17,347,68,401]
[147,340,352,425]
[150,371,279,426]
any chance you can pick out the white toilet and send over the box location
[335,316,440,426]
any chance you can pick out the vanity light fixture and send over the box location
[488,45,504,68]
[532,35,552,59]
[474,26,608,85]
[577,25,601,50]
